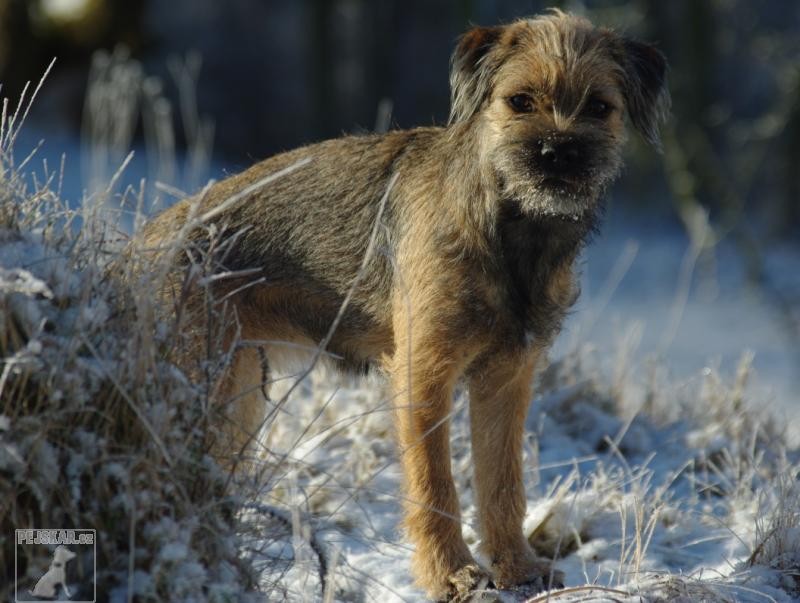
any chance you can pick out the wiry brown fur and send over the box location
[141,10,668,600]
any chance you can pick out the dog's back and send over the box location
[141,128,447,372]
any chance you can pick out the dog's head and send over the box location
[449,10,669,218]
[53,545,76,563]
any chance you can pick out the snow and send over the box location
[242,349,799,601]
[558,207,800,429]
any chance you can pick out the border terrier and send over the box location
[142,10,668,601]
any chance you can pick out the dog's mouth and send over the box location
[539,175,582,191]
[529,174,599,219]
[540,177,569,190]
[497,154,610,219]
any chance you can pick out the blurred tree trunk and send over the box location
[310,0,336,139]
[781,77,800,234]
[679,1,715,118]
[675,1,718,213]
[637,0,720,220]
[310,0,397,137]
[363,0,397,129]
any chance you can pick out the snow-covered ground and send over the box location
[560,206,800,428]
[244,351,799,602]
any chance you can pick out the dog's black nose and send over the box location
[538,139,581,168]
[540,141,579,164]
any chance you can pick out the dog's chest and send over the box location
[491,212,589,346]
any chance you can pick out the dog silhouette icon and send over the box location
[30,545,76,599]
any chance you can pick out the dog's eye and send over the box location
[585,98,613,118]
[508,94,534,113]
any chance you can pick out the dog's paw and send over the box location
[446,578,564,603]
[441,563,492,602]
[491,553,564,593]
[436,562,564,603]
[501,572,565,597]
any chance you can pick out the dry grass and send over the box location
[0,62,351,602]
[748,469,800,596]
[0,67,260,602]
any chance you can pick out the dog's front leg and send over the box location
[468,349,560,591]
[390,308,486,600]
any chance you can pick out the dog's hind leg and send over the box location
[215,343,269,470]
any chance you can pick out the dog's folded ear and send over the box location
[449,25,504,124]
[615,37,670,148]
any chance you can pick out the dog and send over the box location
[30,545,76,599]
[141,10,668,600]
